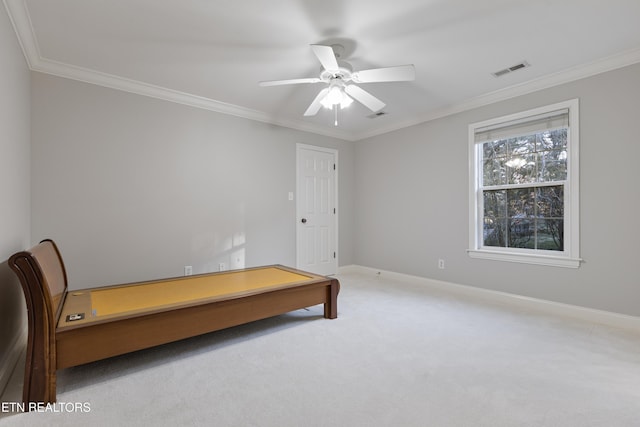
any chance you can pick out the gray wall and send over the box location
[0,5,31,391]
[354,62,640,317]
[31,73,354,289]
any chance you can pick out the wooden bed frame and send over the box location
[9,239,339,406]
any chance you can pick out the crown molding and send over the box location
[2,0,356,141]
[354,46,640,141]
[32,57,355,141]
[3,0,39,67]
[5,0,640,143]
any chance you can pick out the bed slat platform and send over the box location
[9,240,339,406]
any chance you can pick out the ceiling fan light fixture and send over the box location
[326,85,343,104]
[321,79,352,110]
[340,94,353,109]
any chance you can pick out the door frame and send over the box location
[295,143,339,275]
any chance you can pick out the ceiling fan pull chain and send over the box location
[334,105,338,126]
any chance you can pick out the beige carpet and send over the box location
[2,271,640,426]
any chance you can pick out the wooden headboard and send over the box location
[9,239,68,403]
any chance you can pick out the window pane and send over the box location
[537,129,567,151]
[482,140,508,186]
[537,219,563,251]
[538,150,567,181]
[482,185,564,250]
[508,135,536,156]
[507,188,535,218]
[536,186,563,217]
[501,135,533,185]
[483,139,509,159]
[536,186,564,251]
[484,190,506,218]
[483,190,506,247]
[484,217,506,247]
[483,158,506,186]
[483,130,569,187]
[506,188,534,249]
[507,153,537,184]
[509,218,535,249]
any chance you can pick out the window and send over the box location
[468,99,581,268]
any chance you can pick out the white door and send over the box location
[296,144,337,276]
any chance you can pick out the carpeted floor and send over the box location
[2,271,640,426]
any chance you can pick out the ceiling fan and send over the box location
[259,44,415,125]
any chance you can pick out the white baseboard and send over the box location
[338,265,640,332]
[0,327,26,398]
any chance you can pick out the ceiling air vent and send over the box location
[367,111,388,119]
[492,61,530,78]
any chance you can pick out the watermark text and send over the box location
[1,401,91,413]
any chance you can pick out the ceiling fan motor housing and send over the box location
[320,62,353,83]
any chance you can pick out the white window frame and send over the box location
[468,99,581,268]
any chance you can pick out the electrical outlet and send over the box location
[438,259,445,269]
[219,263,226,271]
[184,265,193,276]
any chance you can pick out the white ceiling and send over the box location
[6,0,640,141]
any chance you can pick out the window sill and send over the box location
[467,249,582,268]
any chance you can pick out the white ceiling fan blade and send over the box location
[344,85,386,112]
[304,88,330,116]
[352,65,415,83]
[310,44,339,72]
[259,77,322,87]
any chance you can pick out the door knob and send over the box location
[301,218,307,223]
